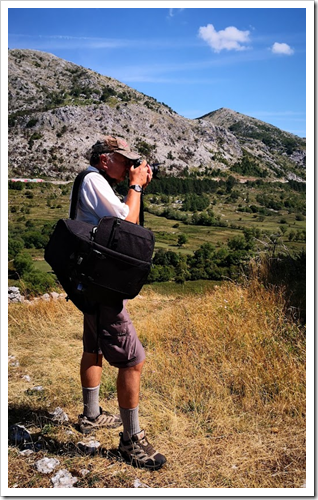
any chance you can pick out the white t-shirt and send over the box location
[72,166,129,225]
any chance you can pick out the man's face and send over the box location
[104,153,132,182]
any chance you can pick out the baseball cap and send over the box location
[90,136,140,160]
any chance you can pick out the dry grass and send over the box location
[8,280,306,490]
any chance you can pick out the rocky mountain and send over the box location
[198,108,306,180]
[8,49,305,182]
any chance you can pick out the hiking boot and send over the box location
[118,430,166,470]
[78,407,122,434]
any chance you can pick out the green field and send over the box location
[8,177,306,290]
[142,180,306,255]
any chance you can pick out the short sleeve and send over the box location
[79,172,129,221]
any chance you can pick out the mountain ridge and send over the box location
[8,49,305,182]
[197,107,305,140]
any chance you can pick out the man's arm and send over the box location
[125,162,152,224]
[125,189,143,223]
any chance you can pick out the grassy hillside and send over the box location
[8,280,306,489]
[8,177,306,271]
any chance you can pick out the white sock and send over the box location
[82,385,100,419]
[119,406,141,440]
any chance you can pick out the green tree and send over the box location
[226,176,236,192]
[227,235,246,251]
[177,234,188,247]
[23,230,48,249]
[288,230,296,241]
[175,256,190,284]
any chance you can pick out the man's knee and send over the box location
[81,352,103,369]
[119,359,145,374]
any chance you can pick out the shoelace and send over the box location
[136,436,156,456]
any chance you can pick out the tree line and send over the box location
[147,228,259,284]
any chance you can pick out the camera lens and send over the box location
[151,164,159,177]
[132,159,160,178]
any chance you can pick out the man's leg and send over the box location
[80,352,103,419]
[117,360,167,469]
[80,352,103,388]
[78,352,122,432]
[117,360,144,408]
[117,360,144,440]
[81,312,104,420]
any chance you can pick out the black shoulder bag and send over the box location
[44,170,155,313]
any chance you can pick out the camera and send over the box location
[132,158,160,179]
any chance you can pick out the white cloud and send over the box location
[198,24,250,53]
[271,42,294,55]
[168,8,184,19]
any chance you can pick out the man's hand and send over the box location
[129,160,152,189]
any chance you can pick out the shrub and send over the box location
[13,252,34,276]
[152,265,175,282]
[231,153,267,178]
[29,132,42,141]
[117,91,131,102]
[295,214,305,221]
[23,230,48,249]
[26,118,38,128]
[25,190,34,199]
[9,181,24,191]
[177,234,188,247]
[21,269,57,296]
[56,125,68,137]
[8,237,25,260]
[135,140,156,157]
[100,86,116,102]
[167,151,175,160]
[228,235,247,251]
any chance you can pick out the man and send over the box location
[74,136,166,471]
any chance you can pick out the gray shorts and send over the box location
[83,301,145,369]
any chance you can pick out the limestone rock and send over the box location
[35,457,60,474]
[49,407,69,423]
[51,469,78,488]
[8,287,23,303]
[77,440,101,455]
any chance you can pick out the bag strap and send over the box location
[139,193,144,227]
[70,168,144,225]
[70,170,93,220]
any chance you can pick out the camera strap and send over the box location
[139,193,144,227]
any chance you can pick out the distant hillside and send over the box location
[8,49,305,183]
[197,108,306,180]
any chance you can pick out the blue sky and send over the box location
[6,3,311,137]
